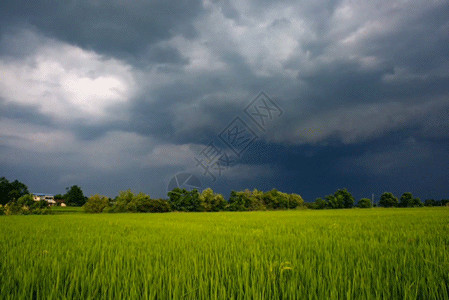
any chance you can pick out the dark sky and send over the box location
[1,0,448,201]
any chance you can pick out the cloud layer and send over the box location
[1,0,448,200]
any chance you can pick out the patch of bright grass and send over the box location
[0,208,448,299]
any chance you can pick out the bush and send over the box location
[358,198,372,208]
[83,194,110,213]
[314,198,326,209]
[113,190,134,212]
[424,199,436,207]
[304,202,316,209]
[0,205,4,215]
[146,199,171,213]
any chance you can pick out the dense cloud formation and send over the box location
[1,0,448,200]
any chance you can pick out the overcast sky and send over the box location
[1,0,448,201]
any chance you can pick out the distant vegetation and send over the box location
[1,176,448,215]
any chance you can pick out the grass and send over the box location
[50,206,84,214]
[0,208,448,299]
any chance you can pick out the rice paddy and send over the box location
[0,208,448,299]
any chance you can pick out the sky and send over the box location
[0,0,448,202]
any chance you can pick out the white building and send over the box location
[32,193,57,206]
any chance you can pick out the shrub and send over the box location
[146,199,171,213]
[83,194,110,213]
[314,198,326,209]
[424,199,436,207]
[113,190,134,212]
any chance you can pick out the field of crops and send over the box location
[0,208,448,299]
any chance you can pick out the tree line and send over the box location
[1,176,448,215]
[82,188,305,213]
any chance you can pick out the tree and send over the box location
[314,198,326,209]
[334,188,354,208]
[263,189,289,210]
[358,198,372,208]
[288,193,304,209]
[113,189,135,212]
[227,190,248,211]
[16,194,35,207]
[145,199,171,213]
[0,177,29,205]
[379,192,398,207]
[424,199,436,207]
[399,192,413,207]
[199,188,226,212]
[411,197,423,207]
[83,194,110,213]
[167,188,202,212]
[326,194,344,209]
[399,192,423,207]
[64,185,86,206]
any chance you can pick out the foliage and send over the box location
[399,192,423,207]
[2,194,52,215]
[334,188,355,208]
[314,198,327,209]
[113,189,134,212]
[111,190,171,213]
[83,194,110,213]
[0,177,29,205]
[358,198,372,208]
[145,199,171,213]
[227,189,304,211]
[313,189,355,209]
[167,188,202,212]
[379,192,398,207]
[64,185,87,206]
[199,188,227,212]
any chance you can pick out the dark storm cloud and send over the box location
[0,0,448,199]
[0,0,203,65]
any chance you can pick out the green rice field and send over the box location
[0,208,448,299]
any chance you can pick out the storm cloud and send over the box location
[1,0,448,200]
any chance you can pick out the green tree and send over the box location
[64,185,86,206]
[379,192,398,207]
[399,192,422,207]
[113,189,135,212]
[334,188,354,208]
[145,199,171,213]
[424,199,436,207]
[167,188,202,212]
[228,190,248,211]
[314,197,326,209]
[326,194,344,209]
[0,177,29,205]
[288,193,304,209]
[16,194,35,207]
[358,198,372,208]
[83,194,110,213]
[199,188,227,212]
[399,192,413,207]
[411,197,423,207]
